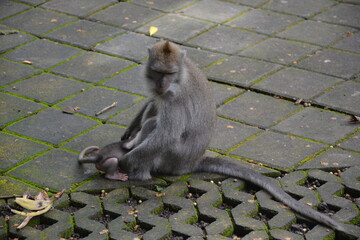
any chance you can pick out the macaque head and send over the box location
[146,41,186,96]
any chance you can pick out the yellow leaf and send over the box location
[149,26,158,36]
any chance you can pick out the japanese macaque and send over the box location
[118,41,345,231]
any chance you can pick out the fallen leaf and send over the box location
[332,162,339,166]
[155,192,165,197]
[128,210,138,215]
[50,18,58,23]
[23,60,33,65]
[149,26,158,36]
[99,229,109,234]
[306,202,313,206]
[320,161,329,166]
[62,106,75,114]
[76,29,86,33]
[226,125,234,129]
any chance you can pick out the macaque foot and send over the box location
[105,171,128,181]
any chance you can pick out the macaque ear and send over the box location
[163,41,171,54]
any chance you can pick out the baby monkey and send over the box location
[78,139,135,181]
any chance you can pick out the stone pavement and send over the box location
[0,0,360,239]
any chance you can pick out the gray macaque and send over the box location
[78,108,157,181]
[118,41,345,231]
[78,142,130,181]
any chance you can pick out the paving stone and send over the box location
[209,117,261,151]
[130,187,170,239]
[0,0,30,20]
[332,31,360,54]
[103,65,149,97]
[340,166,360,192]
[3,73,89,104]
[6,108,98,145]
[107,100,147,128]
[0,132,49,170]
[3,39,83,69]
[277,20,355,46]
[279,171,319,206]
[262,0,334,17]
[16,0,47,5]
[253,67,343,100]
[187,26,265,54]
[255,190,296,229]
[94,32,157,62]
[0,24,35,53]
[132,0,196,11]
[1,8,77,36]
[62,124,125,152]
[57,87,141,120]
[181,0,248,23]
[242,231,269,240]
[0,176,38,195]
[340,132,360,153]
[240,38,319,64]
[314,3,360,28]
[230,131,325,170]
[226,9,302,35]
[190,179,233,236]
[315,80,360,115]
[270,229,304,240]
[70,192,107,240]
[103,189,138,240]
[9,149,96,190]
[51,52,134,83]
[299,148,360,170]
[138,14,215,42]
[0,59,40,86]
[297,49,360,79]
[273,107,358,144]
[225,0,267,6]
[182,46,227,69]
[217,91,300,128]
[89,2,163,30]
[303,226,335,240]
[45,20,123,49]
[0,93,43,127]
[204,56,281,87]
[210,82,243,107]
[77,175,164,191]
[43,0,116,17]
[316,181,358,223]
[9,208,72,240]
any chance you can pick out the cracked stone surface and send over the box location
[0,0,359,239]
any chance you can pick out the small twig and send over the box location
[0,195,22,199]
[95,102,117,116]
[0,30,18,35]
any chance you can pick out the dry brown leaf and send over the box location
[128,210,138,215]
[320,161,329,166]
[155,192,165,197]
[226,125,234,129]
[23,60,33,65]
[99,229,109,234]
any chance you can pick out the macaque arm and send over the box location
[121,100,153,141]
[121,100,154,140]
